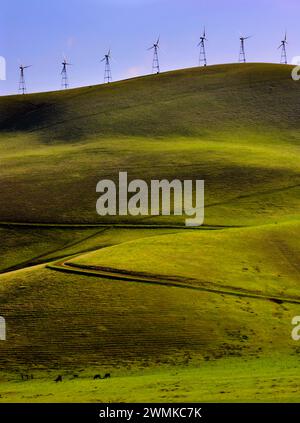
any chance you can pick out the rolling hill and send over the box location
[0,63,300,225]
[0,63,300,402]
[67,221,300,299]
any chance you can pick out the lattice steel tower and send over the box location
[278,32,288,64]
[101,50,112,83]
[198,28,207,66]
[148,37,160,74]
[239,36,251,63]
[19,64,31,94]
[61,57,71,89]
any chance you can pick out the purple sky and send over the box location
[0,0,299,95]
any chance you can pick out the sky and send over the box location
[0,0,300,95]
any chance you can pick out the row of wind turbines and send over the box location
[17,30,289,95]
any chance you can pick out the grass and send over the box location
[0,226,179,273]
[0,226,100,272]
[0,260,300,402]
[0,356,300,403]
[0,64,299,225]
[69,221,300,299]
[0,263,299,371]
[0,63,300,402]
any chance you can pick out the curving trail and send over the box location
[0,222,236,275]
[0,227,110,275]
[0,221,241,229]
[47,259,300,306]
[3,220,300,307]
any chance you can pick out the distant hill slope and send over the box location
[0,63,299,224]
[0,63,300,140]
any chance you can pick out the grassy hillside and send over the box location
[1,356,300,403]
[0,64,300,225]
[1,64,300,402]
[1,63,299,139]
[0,257,299,402]
[69,221,300,299]
[0,226,178,273]
[0,264,298,370]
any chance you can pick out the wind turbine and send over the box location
[101,49,112,83]
[19,64,31,94]
[61,57,72,89]
[278,32,288,64]
[239,35,251,63]
[148,37,160,74]
[198,27,207,66]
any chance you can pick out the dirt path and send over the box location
[48,259,300,306]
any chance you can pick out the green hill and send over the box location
[0,63,300,225]
[0,64,300,402]
[1,63,299,138]
[67,221,300,299]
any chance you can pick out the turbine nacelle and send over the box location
[101,50,111,62]
[148,37,160,50]
[62,59,72,66]
[240,35,251,42]
[278,32,288,49]
[61,58,72,79]
[198,27,207,45]
[19,64,31,71]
